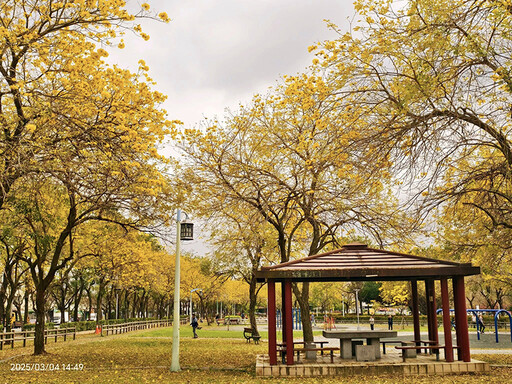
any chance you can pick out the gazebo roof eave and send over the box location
[255,265,481,283]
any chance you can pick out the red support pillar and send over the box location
[440,278,454,362]
[267,279,277,365]
[284,280,294,365]
[411,280,421,347]
[453,277,471,362]
[281,286,287,345]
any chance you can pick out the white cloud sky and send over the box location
[107,0,354,130]
[105,1,355,253]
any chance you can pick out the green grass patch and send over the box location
[132,326,323,340]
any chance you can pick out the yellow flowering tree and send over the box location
[0,1,176,355]
[181,71,408,342]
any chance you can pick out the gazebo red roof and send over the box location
[256,243,480,282]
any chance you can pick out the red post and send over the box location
[441,279,454,362]
[267,279,277,365]
[453,277,470,362]
[284,280,294,365]
[411,280,421,347]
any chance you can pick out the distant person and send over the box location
[388,314,393,330]
[478,314,485,334]
[369,316,375,330]
[311,313,316,326]
[215,313,220,326]
[191,314,199,338]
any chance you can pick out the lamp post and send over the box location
[170,209,194,372]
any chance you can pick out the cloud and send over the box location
[107,0,353,126]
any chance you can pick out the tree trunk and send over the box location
[131,294,137,318]
[293,282,313,343]
[5,298,13,332]
[85,287,92,320]
[73,283,83,322]
[24,289,29,324]
[248,276,259,336]
[58,301,66,324]
[34,288,46,355]
[96,280,104,322]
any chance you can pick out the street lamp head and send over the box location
[180,222,194,240]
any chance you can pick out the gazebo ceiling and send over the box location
[255,243,480,282]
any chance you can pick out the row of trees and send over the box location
[179,0,512,339]
[0,1,180,354]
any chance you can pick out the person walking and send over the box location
[369,315,375,331]
[478,313,486,334]
[387,314,393,330]
[191,314,199,338]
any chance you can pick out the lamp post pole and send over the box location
[170,209,182,372]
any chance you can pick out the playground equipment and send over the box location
[276,308,302,330]
[437,308,512,343]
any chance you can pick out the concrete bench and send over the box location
[355,344,376,361]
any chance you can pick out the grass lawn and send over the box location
[1,325,511,383]
[133,326,323,339]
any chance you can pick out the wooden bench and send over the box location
[277,340,329,354]
[243,328,261,344]
[294,347,340,363]
[380,340,411,354]
[395,345,459,362]
[413,339,441,354]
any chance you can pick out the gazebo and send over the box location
[255,243,480,367]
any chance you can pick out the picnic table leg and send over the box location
[340,339,352,359]
[382,343,386,355]
[368,338,381,359]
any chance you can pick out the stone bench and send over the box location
[355,344,376,361]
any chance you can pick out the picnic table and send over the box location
[323,330,397,359]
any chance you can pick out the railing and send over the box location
[0,327,76,350]
[101,319,172,336]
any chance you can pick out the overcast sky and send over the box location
[108,0,355,131]
[106,1,355,252]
